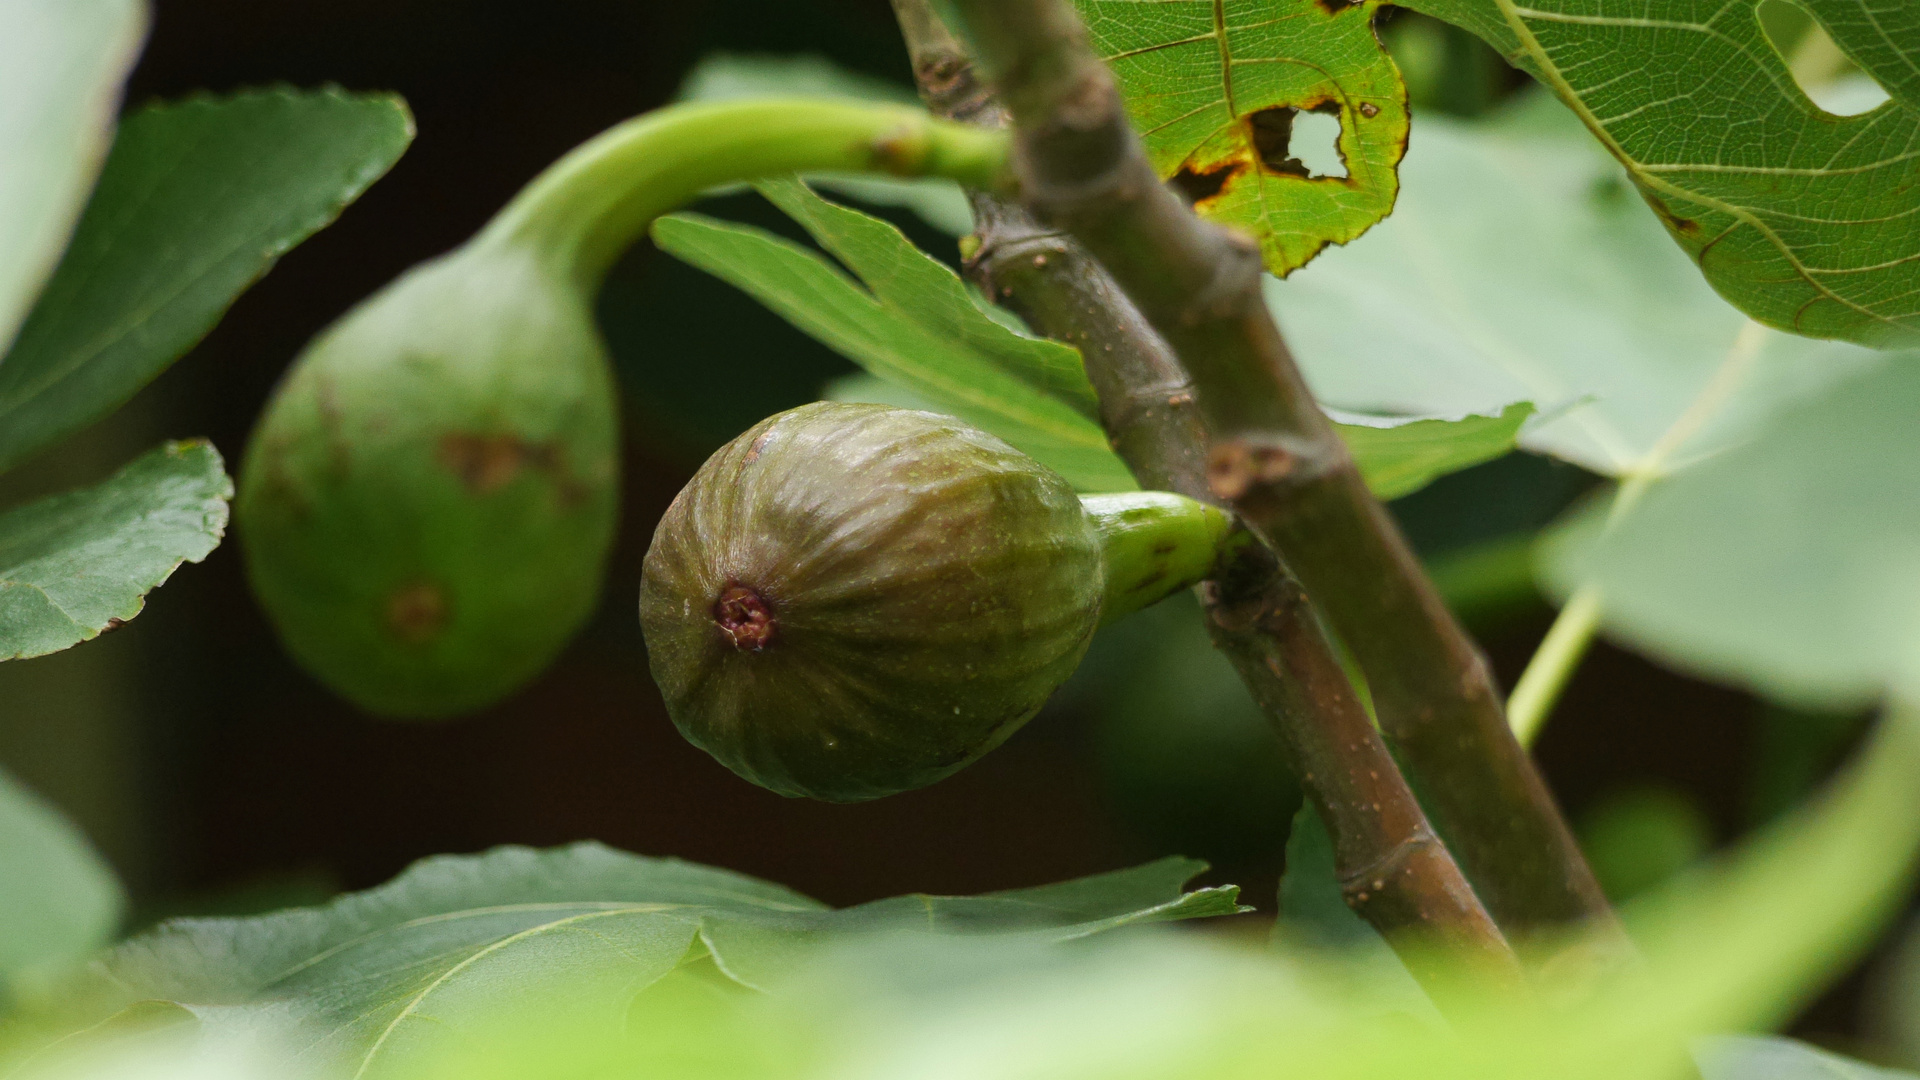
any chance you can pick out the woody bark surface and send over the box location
[924,0,1613,941]
[891,1,1520,981]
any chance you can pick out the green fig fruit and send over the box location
[235,100,1010,718]
[639,402,1232,801]
[237,244,618,718]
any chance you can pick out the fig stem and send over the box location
[476,98,1011,287]
[928,0,1620,953]
[895,0,1534,992]
[1081,492,1235,627]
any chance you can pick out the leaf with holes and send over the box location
[78,843,1240,1079]
[1071,0,1410,276]
[1395,0,1920,346]
[0,440,231,661]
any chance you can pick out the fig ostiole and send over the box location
[236,101,1008,718]
[639,402,1234,802]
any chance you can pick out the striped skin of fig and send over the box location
[237,245,618,718]
[640,402,1104,802]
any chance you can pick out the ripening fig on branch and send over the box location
[235,100,1009,718]
[639,402,1234,801]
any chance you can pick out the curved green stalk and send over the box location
[1082,492,1236,626]
[477,98,1010,286]
[1507,585,1603,747]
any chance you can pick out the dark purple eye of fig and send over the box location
[639,401,1105,802]
[713,584,776,651]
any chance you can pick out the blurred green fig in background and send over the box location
[236,100,1009,717]
[237,245,619,718]
[640,402,1231,801]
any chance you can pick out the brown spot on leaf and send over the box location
[1171,160,1241,206]
[1358,102,1380,119]
[714,583,776,651]
[387,582,449,645]
[101,617,127,634]
[1317,0,1361,12]
[1643,195,1701,235]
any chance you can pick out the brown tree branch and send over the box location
[922,0,1616,943]
[891,0,1521,980]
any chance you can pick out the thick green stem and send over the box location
[1082,492,1235,626]
[477,99,1009,287]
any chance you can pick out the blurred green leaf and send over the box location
[668,185,1527,497]
[0,0,144,361]
[83,843,1237,1077]
[1546,358,1920,709]
[1070,0,1409,277]
[1082,593,1296,867]
[651,202,1138,491]
[1577,787,1713,903]
[759,179,1100,416]
[1273,96,1885,482]
[747,708,1920,1080]
[1697,1036,1920,1080]
[1274,806,1383,952]
[674,53,972,235]
[1391,0,1920,346]
[0,766,123,990]
[0,88,414,473]
[0,440,229,662]
[1332,403,1530,500]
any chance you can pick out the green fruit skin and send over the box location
[237,243,618,718]
[640,402,1104,802]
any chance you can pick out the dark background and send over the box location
[0,0,1894,1056]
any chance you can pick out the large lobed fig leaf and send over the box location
[1396,0,1920,346]
[1273,94,1918,710]
[1071,0,1411,277]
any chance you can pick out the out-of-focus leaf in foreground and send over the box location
[72,845,1236,1079]
[1697,1035,1920,1080]
[0,440,230,662]
[0,88,414,473]
[407,707,1920,1080]
[1071,0,1409,277]
[0,766,123,990]
[0,0,144,360]
[1392,0,1920,346]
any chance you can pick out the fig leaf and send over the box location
[0,439,230,661]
